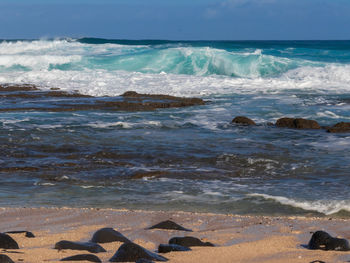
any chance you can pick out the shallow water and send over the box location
[0,39,350,217]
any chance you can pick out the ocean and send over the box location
[0,38,349,217]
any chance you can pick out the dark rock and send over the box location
[25,231,35,238]
[5,231,35,238]
[309,261,326,263]
[0,233,19,249]
[0,84,38,92]
[327,122,350,133]
[169,236,214,247]
[61,254,102,262]
[148,220,192,232]
[121,91,140,97]
[135,259,154,263]
[276,118,321,129]
[0,254,14,263]
[231,116,256,126]
[46,91,92,98]
[0,167,39,173]
[54,240,106,253]
[109,242,168,262]
[308,231,350,251]
[158,244,191,253]
[0,90,205,112]
[90,228,131,244]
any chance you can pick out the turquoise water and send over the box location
[0,39,350,216]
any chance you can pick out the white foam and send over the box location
[317,111,350,119]
[1,39,350,97]
[0,55,81,69]
[309,136,350,151]
[1,64,350,98]
[248,193,350,215]
[0,118,30,125]
[87,121,132,129]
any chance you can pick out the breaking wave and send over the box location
[248,193,350,215]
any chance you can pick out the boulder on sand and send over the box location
[148,220,192,232]
[169,236,214,247]
[0,233,19,249]
[90,228,131,244]
[109,242,168,262]
[308,231,350,251]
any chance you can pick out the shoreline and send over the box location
[1,207,350,262]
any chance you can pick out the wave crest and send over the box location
[248,193,350,215]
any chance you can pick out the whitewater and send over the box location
[0,38,350,217]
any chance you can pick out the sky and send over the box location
[0,0,350,40]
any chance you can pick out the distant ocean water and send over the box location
[0,38,350,217]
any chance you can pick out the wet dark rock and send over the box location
[54,240,106,253]
[135,259,154,263]
[158,244,191,253]
[0,89,205,112]
[0,233,19,249]
[90,228,131,244]
[109,242,168,262]
[231,116,256,126]
[148,220,192,232]
[47,91,91,98]
[0,84,38,92]
[276,118,321,129]
[308,231,350,251]
[61,254,102,262]
[5,231,35,238]
[0,167,39,173]
[0,254,14,263]
[327,122,350,133]
[122,91,141,97]
[169,236,214,247]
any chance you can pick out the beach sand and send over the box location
[0,207,349,262]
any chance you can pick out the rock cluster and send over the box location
[231,115,350,133]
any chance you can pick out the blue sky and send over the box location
[0,0,349,40]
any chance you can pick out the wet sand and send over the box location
[0,207,349,262]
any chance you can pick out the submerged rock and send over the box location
[158,244,191,253]
[308,231,350,251]
[54,240,106,253]
[327,122,350,133]
[231,116,256,126]
[90,228,131,244]
[148,220,192,232]
[169,236,214,247]
[61,254,102,262]
[276,118,321,129]
[0,254,14,263]
[109,242,168,262]
[0,233,19,249]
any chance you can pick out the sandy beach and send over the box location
[0,207,349,262]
